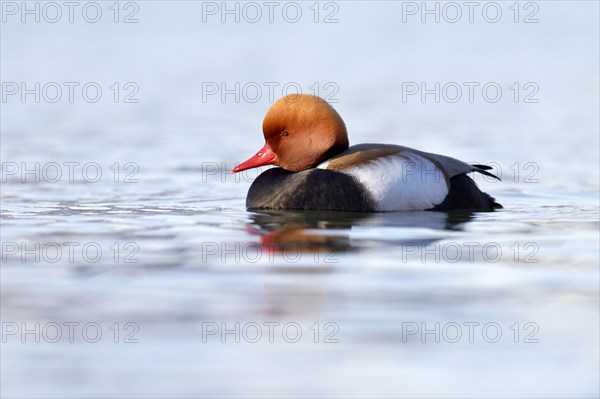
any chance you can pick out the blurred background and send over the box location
[1,1,599,397]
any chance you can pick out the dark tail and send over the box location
[431,174,502,211]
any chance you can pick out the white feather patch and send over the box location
[318,153,449,211]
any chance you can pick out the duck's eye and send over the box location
[281,130,289,137]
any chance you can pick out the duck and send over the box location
[232,94,501,212]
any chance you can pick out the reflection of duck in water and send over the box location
[249,210,477,255]
[234,94,501,212]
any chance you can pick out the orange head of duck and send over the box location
[232,94,349,173]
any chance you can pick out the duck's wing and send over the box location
[319,144,500,181]
[318,144,450,211]
[417,149,501,181]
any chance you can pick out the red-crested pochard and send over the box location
[233,94,501,212]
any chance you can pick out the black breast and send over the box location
[246,168,376,212]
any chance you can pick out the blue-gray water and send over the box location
[1,1,599,397]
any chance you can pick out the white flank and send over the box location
[319,154,449,211]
